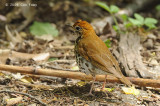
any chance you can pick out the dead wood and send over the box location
[0,50,50,64]
[114,33,154,78]
[0,64,160,88]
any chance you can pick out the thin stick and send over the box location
[0,64,160,88]
[50,53,74,58]
[54,46,74,50]
[44,65,78,71]
[0,90,47,106]
[46,59,75,63]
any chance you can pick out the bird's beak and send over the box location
[65,24,76,34]
[71,25,76,32]
[66,24,75,31]
[71,25,74,30]
[66,24,73,28]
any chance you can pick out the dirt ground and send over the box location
[0,0,160,105]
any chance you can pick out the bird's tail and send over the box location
[119,75,133,87]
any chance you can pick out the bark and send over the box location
[114,33,154,78]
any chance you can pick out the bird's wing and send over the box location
[78,38,123,78]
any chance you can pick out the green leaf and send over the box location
[144,18,158,29]
[128,18,142,26]
[104,39,111,48]
[110,5,119,13]
[134,13,144,24]
[18,104,23,106]
[144,18,158,25]
[104,88,115,92]
[112,25,119,32]
[120,14,128,22]
[156,5,160,11]
[146,24,156,29]
[95,1,110,13]
[29,21,59,37]
[125,22,132,28]
[48,57,57,62]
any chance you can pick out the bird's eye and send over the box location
[75,26,81,31]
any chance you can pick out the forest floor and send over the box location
[0,0,160,105]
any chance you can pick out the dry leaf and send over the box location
[76,81,86,87]
[11,73,25,80]
[6,97,23,106]
[32,53,50,61]
[20,76,33,83]
[0,49,10,64]
[71,66,79,70]
[122,86,140,95]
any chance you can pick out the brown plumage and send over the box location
[73,20,132,95]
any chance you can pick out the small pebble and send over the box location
[144,39,153,48]
[150,59,159,66]
[148,34,156,40]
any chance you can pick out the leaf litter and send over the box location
[0,0,160,105]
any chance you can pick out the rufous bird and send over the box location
[73,20,132,95]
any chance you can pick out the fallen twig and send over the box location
[47,59,75,63]
[0,64,160,88]
[54,46,74,50]
[44,65,78,71]
[16,81,57,90]
[50,53,74,58]
[0,90,47,106]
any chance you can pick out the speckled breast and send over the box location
[75,37,107,76]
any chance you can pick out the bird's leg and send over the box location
[88,76,96,95]
[102,75,107,90]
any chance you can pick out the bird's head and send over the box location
[73,20,95,37]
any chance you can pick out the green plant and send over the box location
[95,1,120,31]
[29,21,59,37]
[95,1,158,31]
[95,1,119,14]
[128,13,158,29]
[48,57,57,62]
[156,4,160,11]
[120,14,132,28]
[104,39,111,48]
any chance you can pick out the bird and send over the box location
[73,19,133,95]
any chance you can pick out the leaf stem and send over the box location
[111,13,120,32]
